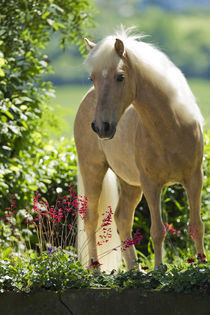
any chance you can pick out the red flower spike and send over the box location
[189,223,200,240]
[187,258,195,263]
[163,222,180,237]
[90,260,101,268]
[121,230,143,251]
[142,266,149,270]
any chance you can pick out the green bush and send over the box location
[0,138,78,253]
[0,249,209,294]
[0,137,77,211]
[0,0,94,210]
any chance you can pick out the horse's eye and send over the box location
[89,74,95,82]
[116,74,124,82]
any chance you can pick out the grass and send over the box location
[189,79,210,129]
[52,79,210,138]
[52,85,90,138]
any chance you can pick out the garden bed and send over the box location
[0,288,209,315]
[0,251,209,314]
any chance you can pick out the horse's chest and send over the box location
[102,141,140,186]
[100,106,141,186]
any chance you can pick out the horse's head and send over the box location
[85,36,135,139]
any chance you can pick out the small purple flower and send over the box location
[48,247,56,254]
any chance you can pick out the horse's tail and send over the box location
[77,165,122,273]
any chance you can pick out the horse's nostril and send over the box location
[91,122,96,132]
[91,122,98,133]
[103,122,110,132]
[91,121,113,138]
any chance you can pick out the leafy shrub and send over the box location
[160,263,210,294]
[0,138,78,255]
[0,250,90,293]
[0,249,209,294]
[0,0,94,210]
[0,138,77,211]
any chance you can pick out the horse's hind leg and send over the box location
[185,168,206,261]
[79,159,108,267]
[114,178,142,270]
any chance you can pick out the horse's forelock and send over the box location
[85,36,122,72]
[85,27,145,72]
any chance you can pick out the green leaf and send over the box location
[0,68,5,77]
[20,120,28,129]
[20,105,28,111]
[42,11,51,20]
[1,110,14,120]
[1,115,7,122]
[174,200,183,210]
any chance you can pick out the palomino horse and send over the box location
[74,28,206,272]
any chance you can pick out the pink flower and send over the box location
[121,229,143,251]
[90,260,101,268]
[164,222,180,237]
[189,223,199,240]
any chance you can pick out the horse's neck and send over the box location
[133,76,182,141]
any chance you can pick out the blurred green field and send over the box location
[53,79,210,139]
[189,79,210,128]
[52,85,90,138]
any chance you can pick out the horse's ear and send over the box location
[115,38,124,57]
[84,38,96,50]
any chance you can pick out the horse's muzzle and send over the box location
[91,121,116,140]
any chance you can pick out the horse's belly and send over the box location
[100,106,141,187]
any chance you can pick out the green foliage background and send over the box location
[0,0,93,210]
[45,4,210,85]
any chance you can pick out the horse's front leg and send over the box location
[114,178,142,270]
[79,162,108,269]
[140,174,165,268]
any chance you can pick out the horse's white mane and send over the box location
[86,26,204,127]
